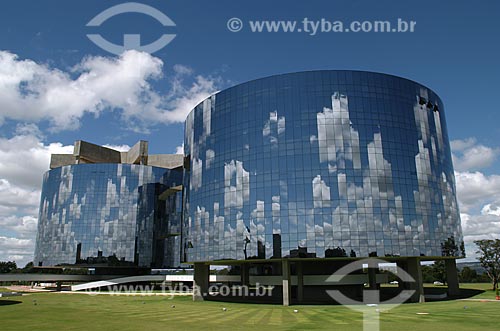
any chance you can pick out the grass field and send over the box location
[0,284,498,331]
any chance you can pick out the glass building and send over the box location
[32,71,465,304]
[183,70,464,263]
[34,142,183,268]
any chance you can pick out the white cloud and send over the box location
[451,138,500,260]
[481,203,500,216]
[0,128,73,189]
[451,138,499,171]
[0,51,220,265]
[0,179,40,210]
[162,75,219,124]
[175,143,184,155]
[0,50,219,132]
[1,215,38,238]
[205,149,215,168]
[312,175,330,208]
[460,200,500,245]
[461,212,500,243]
[0,236,34,267]
[455,171,500,213]
[102,144,131,152]
[450,138,476,151]
[0,130,74,265]
[173,64,193,76]
[437,138,500,260]
[224,160,250,208]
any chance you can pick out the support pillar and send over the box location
[282,259,291,306]
[396,260,407,290]
[368,266,379,290]
[406,257,425,303]
[241,263,250,286]
[193,263,209,301]
[445,259,460,297]
[297,261,304,303]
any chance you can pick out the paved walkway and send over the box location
[5,285,53,293]
[459,298,500,302]
[56,291,193,296]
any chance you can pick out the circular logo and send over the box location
[227,18,243,32]
[326,258,416,306]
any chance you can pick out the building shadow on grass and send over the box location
[203,286,485,305]
[0,299,22,306]
[423,287,484,301]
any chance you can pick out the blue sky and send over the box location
[0,0,499,265]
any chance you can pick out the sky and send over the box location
[0,0,499,266]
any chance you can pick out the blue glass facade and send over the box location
[183,70,464,262]
[34,163,183,267]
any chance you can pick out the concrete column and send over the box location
[368,267,379,290]
[193,263,209,301]
[396,260,407,290]
[296,261,304,303]
[241,263,250,286]
[445,259,460,297]
[406,257,425,303]
[282,259,291,306]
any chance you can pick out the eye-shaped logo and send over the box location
[86,2,176,55]
[325,258,417,331]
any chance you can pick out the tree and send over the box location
[474,239,500,291]
[0,261,17,273]
[421,265,434,283]
[441,236,459,256]
[459,267,478,283]
[422,260,446,284]
[431,261,447,284]
[421,261,447,284]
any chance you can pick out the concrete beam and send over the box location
[147,154,184,169]
[125,140,148,165]
[47,140,184,171]
[158,185,183,200]
[50,154,76,169]
[74,140,121,164]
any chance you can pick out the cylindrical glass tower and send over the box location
[183,70,464,262]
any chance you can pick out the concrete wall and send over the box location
[74,140,121,164]
[49,140,182,170]
[50,154,76,169]
[148,154,183,169]
[123,140,148,164]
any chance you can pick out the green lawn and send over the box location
[0,284,498,331]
